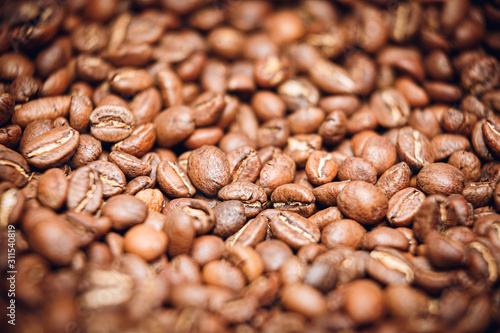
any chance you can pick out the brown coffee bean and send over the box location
[308,207,343,231]
[360,135,397,176]
[462,182,495,208]
[75,55,111,83]
[13,96,71,128]
[102,194,148,230]
[321,219,366,249]
[66,166,103,214]
[90,105,135,143]
[472,119,494,161]
[431,134,470,161]
[366,247,415,285]
[254,55,288,88]
[385,285,429,320]
[284,134,321,168]
[387,188,426,227]
[362,226,409,251]
[108,68,154,96]
[124,224,168,261]
[375,162,411,200]
[190,235,225,266]
[203,260,246,292]
[226,146,261,184]
[461,56,500,95]
[226,244,264,282]
[0,53,35,81]
[37,168,68,211]
[191,91,225,127]
[88,160,126,198]
[258,153,296,196]
[164,208,196,257]
[28,216,80,266]
[265,9,305,45]
[277,78,319,110]
[187,145,230,197]
[482,116,500,157]
[218,182,267,218]
[129,88,162,126]
[337,157,377,184]
[255,240,294,272]
[8,76,41,103]
[281,283,327,318]
[112,123,156,158]
[337,181,388,225]
[0,124,22,149]
[448,150,481,182]
[417,163,464,195]
[213,200,246,239]
[344,279,384,325]
[21,126,79,169]
[257,118,290,149]
[371,89,410,128]
[309,58,358,95]
[154,106,195,148]
[377,46,424,81]
[305,151,337,186]
[396,127,434,170]
[184,127,224,150]
[156,160,196,198]
[108,151,152,179]
[413,194,456,242]
[312,181,350,207]
[426,230,466,269]
[269,211,320,250]
[225,215,267,249]
[270,184,316,217]
[135,188,164,212]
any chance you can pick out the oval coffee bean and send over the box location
[337,181,388,225]
[89,105,135,142]
[187,145,230,197]
[269,211,320,250]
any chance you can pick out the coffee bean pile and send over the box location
[0,0,499,332]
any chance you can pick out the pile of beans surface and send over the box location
[0,0,500,332]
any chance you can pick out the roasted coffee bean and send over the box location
[281,283,327,318]
[396,127,434,170]
[190,235,225,267]
[462,182,495,208]
[483,116,500,158]
[386,188,426,227]
[90,105,135,143]
[112,123,156,158]
[258,153,296,196]
[431,134,470,161]
[88,160,127,198]
[278,78,319,110]
[362,226,409,251]
[366,247,415,285]
[225,244,264,282]
[226,146,261,183]
[22,126,79,169]
[187,145,230,197]
[376,162,412,199]
[269,211,320,250]
[154,106,195,148]
[164,208,196,257]
[225,215,267,249]
[37,168,68,211]
[413,194,456,242]
[305,151,337,186]
[123,224,168,261]
[213,200,246,239]
[371,89,410,128]
[108,151,152,179]
[0,93,15,127]
[313,181,350,207]
[344,279,384,325]
[0,182,25,228]
[417,163,464,195]
[102,194,148,230]
[337,157,377,185]
[360,135,397,176]
[218,182,267,218]
[321,219,366,249]
[337,181,388,225]
[156,160,196,198]
[255,240,293,272]
[13,96,71,128]
[271,184,316,217]
[66,166,103,214]
[0,149,31,188]
[448,150,481,182]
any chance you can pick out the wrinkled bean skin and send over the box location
[1,1,500,332]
